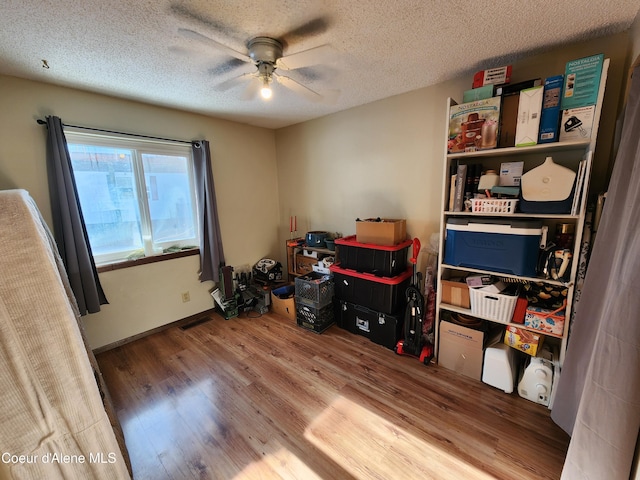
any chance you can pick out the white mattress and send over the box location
[0,189,130,479]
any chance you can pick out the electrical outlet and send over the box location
[181,291,190,303]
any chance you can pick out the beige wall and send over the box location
[0,31,632,350]
[275,33,630,268]
[0,76,280,348]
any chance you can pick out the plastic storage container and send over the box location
[335,235,412,277]
[444,218,542,276]
[294,272,334,308]
[336,300,403,349]
[296,302,334,334]
[330,265,412,314]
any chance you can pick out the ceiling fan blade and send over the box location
[214,72,257,92]
[275,74,323,103]
[177,28,251,63]
[276,44,335,71]
[280,16,330,45]
[208,58,250,76]
[170,4,243,38]
[241,77,262,101]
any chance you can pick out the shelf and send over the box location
[441,264,571,287]
[439,303,564,339]
[436,60,608,378]
[297,246,336,255]
[446,139,591,160]
[444,211,580,220]
[286,239,337,279]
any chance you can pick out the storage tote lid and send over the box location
[335,235,413,251]
[446,218,542,235]
[329,264,412,284]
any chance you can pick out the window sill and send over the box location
[97,248,199,273]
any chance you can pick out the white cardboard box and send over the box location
[559,105,595,141]
[515,86,544,147]
[499,161,524,186]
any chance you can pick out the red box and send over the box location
[473,65,513,88]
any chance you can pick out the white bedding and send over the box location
[0,190,130,479]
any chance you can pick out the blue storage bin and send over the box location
[444,218,542,277]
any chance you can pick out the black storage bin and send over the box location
[330,264,411,315]
[296,302,335,334]
[335,235,412,277]
[336,300,403,349]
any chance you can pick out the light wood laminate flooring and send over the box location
[96,311,569,480]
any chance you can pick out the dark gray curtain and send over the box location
[192,140,225,282]
[551,65,640,479]
[45,116,108,315]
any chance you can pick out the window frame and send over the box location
[64,129,200,267]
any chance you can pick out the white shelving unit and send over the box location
[434,59,609,368]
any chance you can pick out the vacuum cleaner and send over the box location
[395,237,434,364]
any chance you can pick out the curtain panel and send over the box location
[551,65,640,480]
[45,116,108,315]
[192,140,225,283]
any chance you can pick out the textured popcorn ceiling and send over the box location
[1,1,639,129]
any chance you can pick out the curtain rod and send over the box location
[36,119,194,145]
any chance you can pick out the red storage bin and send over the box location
[330,264,411,315]
[335,235,412,277]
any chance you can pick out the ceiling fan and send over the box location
[177,26,339,103]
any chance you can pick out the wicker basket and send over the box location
[469,287,518,324]
[471,198,518,214]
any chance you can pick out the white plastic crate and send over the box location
[469,287,518,324]
[471,198,518,214]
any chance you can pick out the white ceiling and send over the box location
[2,1,639,129]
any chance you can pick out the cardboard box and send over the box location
[473,65,512,88]
[295,254,318,275]
[504,325,544,356]
[441,280,471,308]
[271,284,296,321]
[463,85,495,103]
[538,75,564,144]
[496,79,542,148]
[438,321,486,380]
[356,218,406,246]
[515,85,543,147]
[499,161,524,187]
[561,53,604,110]
[559,105,595,142]
[448,97,501,153]
[498,93,520,148]
[524,305,565,336]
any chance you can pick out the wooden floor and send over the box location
[96,311,570,480]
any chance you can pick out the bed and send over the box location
[0,189,131,479]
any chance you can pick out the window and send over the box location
[65,130,199,266]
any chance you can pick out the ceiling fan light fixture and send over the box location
[260,74,273,99]
[260,84,272,99]
[257,63,274,100]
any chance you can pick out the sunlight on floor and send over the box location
[233,446,323,480]
[304,395,496,480]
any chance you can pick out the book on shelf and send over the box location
[571,153,592,215]
[453,164,467,212]
[448,163,457,211]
